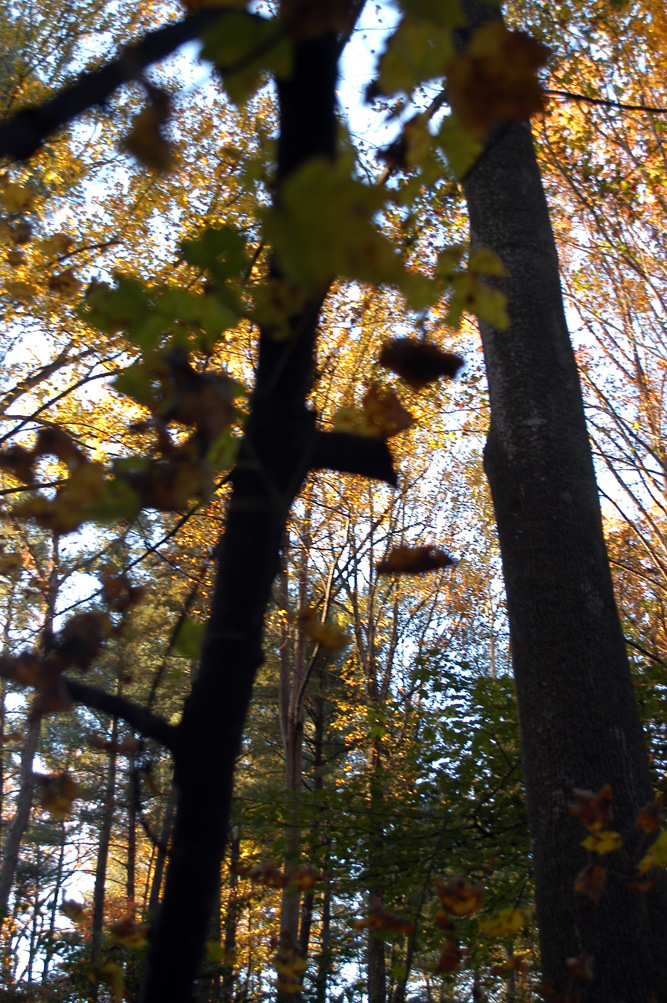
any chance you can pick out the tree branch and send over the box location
[64,678,176,749]
[0,9,259,160]
[547,88,667,116]
[310,430,397,486]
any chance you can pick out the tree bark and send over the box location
[461,3,667,997]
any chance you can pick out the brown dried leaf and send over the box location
[635,797,664,834]
[435,937,461,973]
[569,784,613,832]
[574,863,607,906]
[377,546,456,575]
[379,339,464,390]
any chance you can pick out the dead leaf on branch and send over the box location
[121,87,173,173]
[568,784,614,832]
[435,936,462,973]
[379,338,464,390]
[377,546,456,575]
[574,863,607,906]
[635,797,664,834]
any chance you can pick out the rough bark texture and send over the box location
[462,4,667,997]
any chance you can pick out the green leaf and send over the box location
[180,226,250,283]
[201,12,292,105]
[207,430,241,473]
[265,158,436,299]
[87,477,141,524]
[112,361,158,408]
[174,617,205,659]
[378,17,456,95]
[437,115,483,180]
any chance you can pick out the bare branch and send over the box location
[64,678,176,749]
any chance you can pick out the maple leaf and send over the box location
[637,830,667,874]
[297,607,349,650]
[568,784,614,832]
[90,961,124,1003]
[580,829,622,855]
[377,546,456,575]
[574,863,607,906]
[635,797,664,834]
[479,907,531,938]
[435,876,483,916]
[379,339,464,390]
[353,897,415,935]
[447,23,549,137]
[35,772,81,819]
[110,915,149,949]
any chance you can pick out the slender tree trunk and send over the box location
[41,819,66,983]
[147,788,175,916]
[0,715,40,916]
[91,715,119,954]
[461,3,667,997]
[126,744,136,905]
[221,825,241,1003]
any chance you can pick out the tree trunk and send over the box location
[461,3,667,997]
[0,715,40,917]
[91,714,119,954]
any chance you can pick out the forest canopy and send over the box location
[0,1,666,1002]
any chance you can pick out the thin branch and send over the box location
[64,678,177,748]
[547,88,667,116]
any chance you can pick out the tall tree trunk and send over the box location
[0,715,40,917]
[461,2,667,997]
[126,743,136,905]
[91,714,119,954]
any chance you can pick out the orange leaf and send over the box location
[635,797,664,834]
[435,876,483,916]
[361,383,415,439]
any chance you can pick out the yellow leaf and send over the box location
[580,829,623,855]
[110,915,149,948]
[638,830,667,874]
[61,899,86,924]
[1,182,35,213]
[4,280,37,301]
[479,907,531,939]
[36,773,80,819]
[298,607,349,650]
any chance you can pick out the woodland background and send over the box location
[0,0,666,1001]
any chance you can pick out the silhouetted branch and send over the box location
[0,9,258,159]
[311,430,397,486]
[64,678,177,748]
[547,88,667,115]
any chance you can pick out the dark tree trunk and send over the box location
[461,3,667,998]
